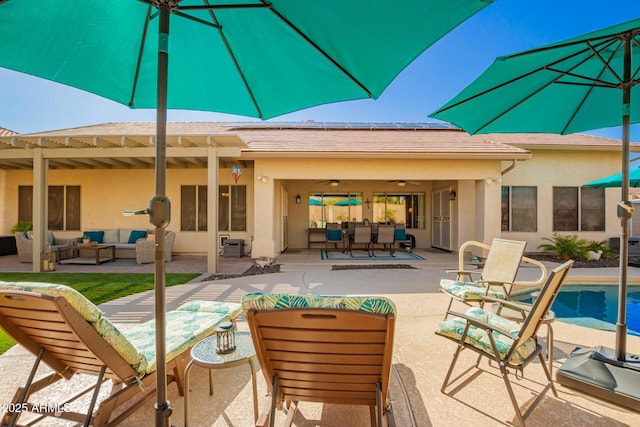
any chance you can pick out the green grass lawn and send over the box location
[0,272,199,355]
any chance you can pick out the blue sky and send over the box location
[1,0,639,141]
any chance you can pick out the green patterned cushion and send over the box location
[0,281,144,368]
[124,309,229,374]
[241,292,396,315]
[0,282,242,375]
[436,307,537,364]
[440,278,506,301]
[176,300,242,319]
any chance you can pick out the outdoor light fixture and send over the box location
[295,194,301,204]
[256,174,268,183]
[397,181,406,187]
[449,190,457,200]
[215,321,236,354]
[364,198,371,208]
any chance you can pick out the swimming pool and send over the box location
[517,284,640,336]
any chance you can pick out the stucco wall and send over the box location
[0,167,255,254]
[500,150,623,250]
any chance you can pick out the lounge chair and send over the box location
[435,260,573,426]
[440,239,547,318]
[0,281,241,427]
[242,293,397,427]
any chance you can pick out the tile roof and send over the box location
[5,121,636,161]
[0,126,18,137]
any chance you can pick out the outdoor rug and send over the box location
[321,250,425,261]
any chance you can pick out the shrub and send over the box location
[539,233,589,260]
[10,221,32,234]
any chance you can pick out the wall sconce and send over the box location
[448,190,457,201]
[364,198,371,208]
[256,174,268,183]
[295,194,301,204]
[215,321,236,354]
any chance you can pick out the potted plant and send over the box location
[10,221,32,234]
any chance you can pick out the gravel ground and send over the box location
[526,252,624,268]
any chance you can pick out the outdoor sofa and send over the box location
[81,228,175,264]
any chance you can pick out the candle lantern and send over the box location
[215,321,236,354]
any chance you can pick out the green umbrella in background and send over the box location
[431,17,640,410]
[0,1,493,424]
[584,167,640,188]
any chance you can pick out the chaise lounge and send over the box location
[0,281,241,426]
[242,292,397,427]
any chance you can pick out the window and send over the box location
[372,193,425,229]
[501,186,537,232]
[553,186,604,231]
[18,185,81,230]
[308,193,363,227]
[181,185,247,232]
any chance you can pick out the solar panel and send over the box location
[226,121,460,130]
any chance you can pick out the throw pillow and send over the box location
[394,228,406,241]
[327,229,342,241]
[128,230,148,244]
[83,231,104,243]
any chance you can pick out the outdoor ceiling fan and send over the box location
[388,180,421,187]
[316,179,344,187]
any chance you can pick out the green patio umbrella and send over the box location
[0,1,493,424]
[584,167,640,188]
[431,17,640,410]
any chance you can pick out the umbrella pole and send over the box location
[616,35,632,362]
[154,4,171,427]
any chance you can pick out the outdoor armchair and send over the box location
[435,260,573,426]
[440,239,547,318]
[242,292,397,427]
[0,281,241,427]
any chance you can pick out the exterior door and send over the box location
[431,190,451,251]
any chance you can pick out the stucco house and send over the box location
[1,121,637,272]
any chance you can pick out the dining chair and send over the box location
[349,225,373,257]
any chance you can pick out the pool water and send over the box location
[517,284,640,336]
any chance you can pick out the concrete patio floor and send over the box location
[1,248,639,426]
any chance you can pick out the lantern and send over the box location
[215,321,236,354]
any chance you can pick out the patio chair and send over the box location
[349,224,373,257]
[439,239,547,318]
[393,224,412,253]
[435,260,573,426]
[324,223,344,252]
[0,281,242,427]
[374,224,396,256]
[242,293,396,427]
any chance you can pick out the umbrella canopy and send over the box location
[0,0,493,120]
[0,1,493,424]
[431,18,640,363]
[334,198,363,206]
[584,167,640,188]
[309,199,328,206]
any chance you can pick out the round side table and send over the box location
[184,331,258,426]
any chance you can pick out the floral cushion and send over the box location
[440,278,506,301]
[176,300,242,319]
[436,307,537,364]
[241,292,396,315]
[0,281,241,375]
[0,281,144,367]
[124,310,230,374]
